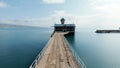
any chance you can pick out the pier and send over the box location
[96,30,120,33]
[30,32,87,68]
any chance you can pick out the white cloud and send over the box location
[88,0,120,29]
[1,9,119,29]
[0,10,78,27]
[51,10,75,24]
[43,0,65,4]
[0,1,8,8]
[52,10,72,17]
[50,10,103,29]
[0,10,104,28]
[90,0,120,14]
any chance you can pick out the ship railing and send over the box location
[64,36,87,68]
[29,37,53,68]
[30,34,87,68]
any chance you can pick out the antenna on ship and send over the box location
[60,18,65,24]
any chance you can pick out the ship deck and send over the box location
[35,32,80,68]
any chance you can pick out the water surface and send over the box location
[0,27,52,68]
[0,27,120,68]
[67,29,120,68]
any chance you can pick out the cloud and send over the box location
[25,11,101,28]
[52,10,120,29]
[0,1,8,8]
[1,9,119,29]
[51,10,76,24]
[0,10,103,28]
[50,10,103,29]
[52,10,72,17]
[88,0,120,29]
[90,0,120,14]
[43,0,65,4]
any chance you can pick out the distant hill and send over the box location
[0,23,40,28]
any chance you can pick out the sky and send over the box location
[0,0,120,29]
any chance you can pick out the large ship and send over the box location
[54,18,75,35]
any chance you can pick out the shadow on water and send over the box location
[65,35,75,46]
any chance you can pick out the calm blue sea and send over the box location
[0,27,120,68]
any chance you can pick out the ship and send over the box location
[53,18,75,36]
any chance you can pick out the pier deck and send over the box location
[34,32,80,68]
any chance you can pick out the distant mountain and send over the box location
[0,23,40,28]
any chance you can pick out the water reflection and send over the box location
[65,35,75,45]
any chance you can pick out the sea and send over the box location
[0,27,120,68]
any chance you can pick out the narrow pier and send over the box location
[30,32,86,68]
